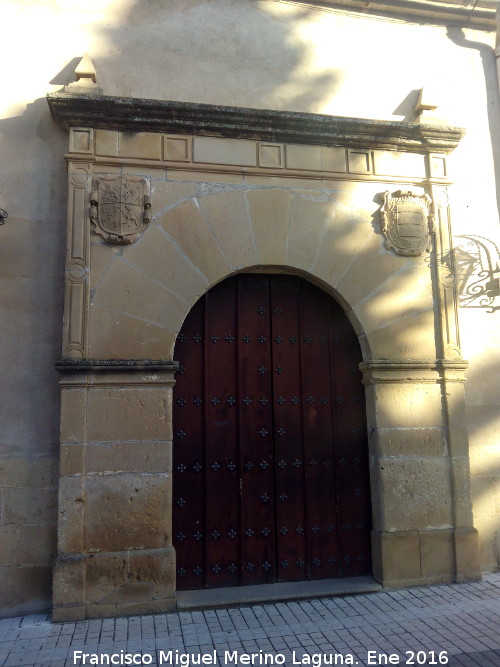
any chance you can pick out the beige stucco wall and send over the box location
[1,0,499,617]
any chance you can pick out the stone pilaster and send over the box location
[362,360,480,587]
[53,361,177,622]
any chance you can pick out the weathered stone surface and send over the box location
[60,390,87,444]
[352,264,433,335]
[0,526,19,566]
[85,387,172,442]
[246,188,290,265]
[53,555,85,607]
[372,530,421,584]
[17,525,57,567]
[419,529,454,579]
[122,225,209,305]
[85,441,171,475]
[160,197,230,284]
[84,474,170,552]
[88,305,173,360]
[0,566,52,618]
[470,476,500,571]
[372,427,447,458]
[198,190,257,269]
[311,208,374,289]
[373,457,453,532]
[287,196,336,271]
[89,241,120,294]
[0,458,58,488]
[84,547,175,605]
[454,527,481,582]
[57,476,85,554]
[91,257,187,331]
[60,443,85,477]
[2,487,57,526]
[152,182,198,217]
[47,94,466,154]
[368,382,445,430]
[367,310,438,360]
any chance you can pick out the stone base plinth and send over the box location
[372,528,481,588]
[52,547,176,622]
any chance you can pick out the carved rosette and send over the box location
[380,190,434,257]
[90,175,151,244]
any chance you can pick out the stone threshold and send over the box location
[176,576,382,611]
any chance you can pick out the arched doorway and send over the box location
[173,273,371,590]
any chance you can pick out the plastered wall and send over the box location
[1,0,499,617]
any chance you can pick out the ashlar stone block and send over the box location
[120,224,209,306]
[286,196,336,271]
[84,473,170,552]
[375,456,453,531]
[197,190,257,269]
[85,386,171,442]
[91,256,187,332]
[160,198,230,284]
[88,305,172,360]
[246,188,290,265]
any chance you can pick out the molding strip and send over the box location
[47,93,465,155]
[55,359,179,373]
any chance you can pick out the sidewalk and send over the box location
[1,574,499,667]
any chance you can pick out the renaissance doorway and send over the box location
[173,274,371,590]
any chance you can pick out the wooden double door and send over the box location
[173,274,371,590]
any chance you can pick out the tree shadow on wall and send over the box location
[88,0,343,113]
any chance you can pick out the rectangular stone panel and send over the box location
[70,128,93,154]
[164,136,191,162]
[259,143,284,168]
[347,150,371,174]
[95,130,119,157]
[430,154,447,177]
[321,147,347,173]
[373,151,425,177]
[285,144,321,171]
[193,136,256,166]
[119,132,162,160]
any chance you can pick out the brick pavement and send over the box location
[1,574,499,667]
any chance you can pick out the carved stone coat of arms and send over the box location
[90,175,151,244]
[380,190,434,257]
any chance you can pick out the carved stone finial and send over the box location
[414,87,438,124]
[64,54,103,95]
[379,190,434,257]
[90,175,151,244]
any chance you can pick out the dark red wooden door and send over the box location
[173,274,371,590]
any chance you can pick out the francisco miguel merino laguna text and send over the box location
[73,649,358,665]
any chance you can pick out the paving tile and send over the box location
[1,575,500,666]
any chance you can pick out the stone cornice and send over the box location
[47,93,465,155]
